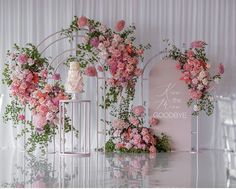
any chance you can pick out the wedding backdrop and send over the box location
[0,0,236,151]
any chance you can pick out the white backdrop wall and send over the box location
[0,0,235,150]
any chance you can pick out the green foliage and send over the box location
[105,139,115,153]
[156,133,171,152]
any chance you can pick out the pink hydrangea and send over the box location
[191,41,206,49]
[149,146,157,153]
[218,63,224,75]
[132,105,145,117]
[149,117,159,126]
[18,54,28,64]
[115,20,125,32]
[77,16,88,27]
[85,66,97,77]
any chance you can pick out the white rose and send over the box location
[17,73,24,80]
[98,43,105,51]
[197,84,204,91]
[214,77,220,84]
[28,58,34,66]
[202,78,208,86]
[193,105,200,112]
[208,95,214,102]
[198,70,207,80]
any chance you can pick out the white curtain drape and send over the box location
[0,0,236,150]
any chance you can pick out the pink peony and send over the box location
[18,54,28,64]
[33,114,47,131]
[129,116,139,126]
[191,40,206,49]
[115,20,125,32]
[132,105,145,117]
[90,37,99,48]
[52,73,61,80]
[149,117,159,126]
[218,63,224,75]
[18,114,25,121]
[85,66,97,77]
[77,16,88,27]
[149,146,157,153]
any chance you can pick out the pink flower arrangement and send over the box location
[132,105,145,117]
[149,117,159,126]
[18,54,28,64]
[168,40,224,116]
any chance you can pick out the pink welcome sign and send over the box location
[149,59,191,151]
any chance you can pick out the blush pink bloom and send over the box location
[218,63,224,75]
[149,146,157,153]
[132,105,145,117]
[141,128,149,136]
[18,114,25,121]
[112,119,128,129]
[33,114,47,130]
[191,40,206,49]
[18,54,28,64]
[77,16,88,27]
[26,73,33,82]
[85,66,97,77]
[149,117,159,126]
[115,143,124,149]
[134,68,143,76]
[115,20,125,32]
[187,50,194,58]
[143,134,151,144]
[129,116,139,126]
[52,73,61,80]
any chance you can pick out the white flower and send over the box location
[197,84,204,90]
[193,105,200,112]
[99,50,108,60]
[198,70,207,80]
[214,77,220,84]
[98,43,105,51]
[192,78,198,85]
[99,24,107,33]
[202,78,209,86]
[208,95,214,102]
[28,58,34,66]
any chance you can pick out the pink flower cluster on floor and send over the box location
[111,105,159,153]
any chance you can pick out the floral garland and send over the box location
[166,41,224,116]
[2,44,73,153]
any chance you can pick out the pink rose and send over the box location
[191,40,206,49]
[85,66,97,77]
[187,50,194,58]
[115,20,125,32]
[33,114,47,131]
[149,117,159,126]
[189,89,202,100]
[115,143,124,149]
[52,73,61,80]
[134,68,143,77]
[129,116,139,126]
[149,146,157,153]
[143,134,151,144]
[117,62,125,70]
[77,16,88,27]
[112,119,128,129]
[218,63,224,75]
[132,105,145,117]
[18,114,25,121]
[18,54,28,64]
[125,142,133,150]
[26,73,33,82]
[141,128,149,136]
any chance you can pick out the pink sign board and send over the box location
[149,59,191,151]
